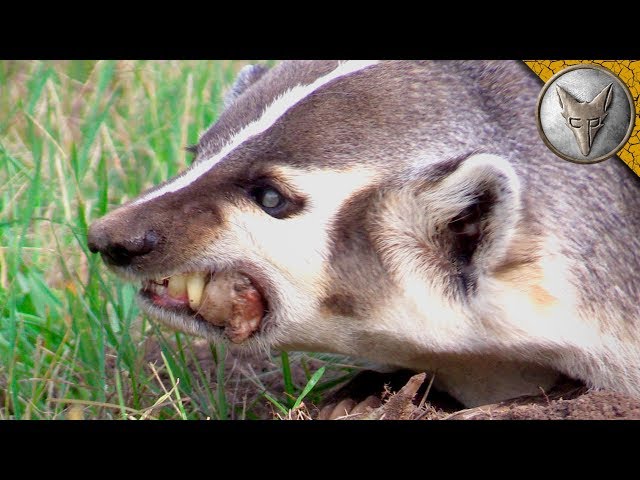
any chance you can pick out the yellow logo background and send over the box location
[525,60,640,176]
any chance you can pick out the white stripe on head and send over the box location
[133,60,380,206]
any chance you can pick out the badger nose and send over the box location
[88,222,160,267]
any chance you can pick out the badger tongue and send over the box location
[186,273,207,309]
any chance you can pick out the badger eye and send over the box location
[260,188,281,208]
[251,186,285,214]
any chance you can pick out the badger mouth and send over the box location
[139,270,267,344]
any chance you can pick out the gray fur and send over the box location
[222,64,270,108]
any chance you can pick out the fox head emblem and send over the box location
[556,83,613,156]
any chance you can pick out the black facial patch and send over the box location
[321,184,394,319]
[320,293,356,317]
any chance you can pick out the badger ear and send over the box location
[373,153,524,295]
[223,64,270,108]
[422,153,522,281]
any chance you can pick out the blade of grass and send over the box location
[262,392,289,416]
[214,343,229,420]
[280,351,295,406]
[160,350,187,420]
[292,366,326,410]
[113,367,128,420]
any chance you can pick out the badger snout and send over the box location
[87,184,270,344]
[88,220,160,267]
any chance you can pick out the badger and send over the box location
[87,61,640,408]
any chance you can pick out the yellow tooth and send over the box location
[167,274,187,297]
[187,273,206,309]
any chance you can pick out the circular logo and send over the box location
[536,64,636,164]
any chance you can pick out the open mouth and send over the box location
[140,270,266,343]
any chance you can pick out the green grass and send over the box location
[0,60,356,419]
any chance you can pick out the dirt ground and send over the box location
[343,372,640,420]
[144,339,640,420]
